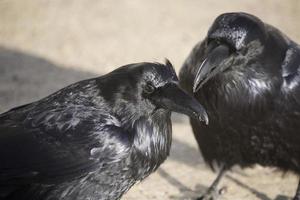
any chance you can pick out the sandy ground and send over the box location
[0,0,300,199]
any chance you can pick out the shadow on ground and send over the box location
[157,169,291,200]
[157,168,208,200]
[0,46,95,112]
[226,175,290,200]
[170,137,204,166]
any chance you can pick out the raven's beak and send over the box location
[193,44,231,93]
[152,83,209,125]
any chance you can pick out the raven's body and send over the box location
[0,61,207,200]
[179,12,300,199]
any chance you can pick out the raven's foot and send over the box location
[196,186,226,200]
[196,166,227,200]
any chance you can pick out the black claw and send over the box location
[196,187,226,200]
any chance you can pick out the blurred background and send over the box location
[0,0,299,199]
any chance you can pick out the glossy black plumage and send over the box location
[179,12,300,199]
[0,61,208,200]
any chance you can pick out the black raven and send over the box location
[179,12,300,200]
[0,60,208,200]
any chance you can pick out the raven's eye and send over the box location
[207,38,237,53]
[215,38,222,45]
[144,82,155,94]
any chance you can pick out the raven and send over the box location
[0,60,208,200]
[179,12,300,200]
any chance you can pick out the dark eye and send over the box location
[144,82,155,94]
[207,38,236,53]
[215,38,222,45]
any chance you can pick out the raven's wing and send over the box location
[0,103,131,185]
[281,44,300,104]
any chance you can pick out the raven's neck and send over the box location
[131,109,172,179]
[196,70,279,123]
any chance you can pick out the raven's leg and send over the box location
[197,167,226,200]
[293,179,300,200]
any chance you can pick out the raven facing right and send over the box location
[0,60,208,200]
[180,12,300,200]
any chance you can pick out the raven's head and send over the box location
[187,12,287,96]
[101,60,208,125]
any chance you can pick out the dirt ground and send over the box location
[0,0,300,199]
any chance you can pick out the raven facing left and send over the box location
[180,12,300,200]
[0,60,208,200]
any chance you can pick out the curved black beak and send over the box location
[152,82,209,125]
[193,44,231,93]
